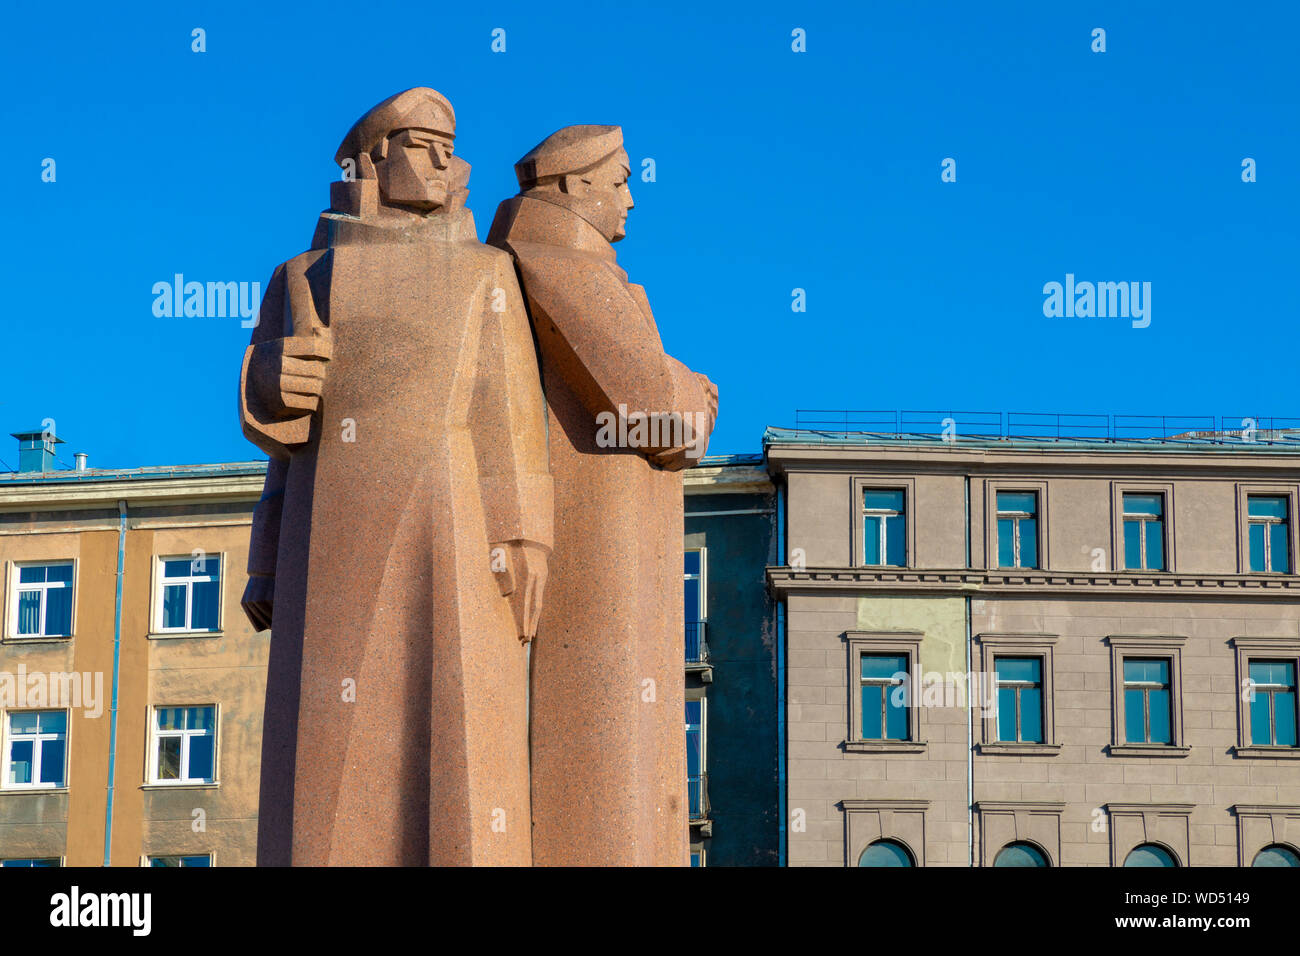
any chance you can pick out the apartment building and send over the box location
[768,417,1300,867]
[0,430,266,866]
[684,454,779,866]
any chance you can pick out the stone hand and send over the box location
[491,541,550,643]
[241,573,274,631]
[276,334,333,414]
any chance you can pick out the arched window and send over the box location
[1252,844,1300,867]
[1124,843,1178,867]
[857,839,914,867]
[993,842,1049,867]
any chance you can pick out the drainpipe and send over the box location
[964,476,974,867]
[103,500,127,866]
[776,481,787,867]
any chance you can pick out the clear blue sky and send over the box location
[2,1,1296,469]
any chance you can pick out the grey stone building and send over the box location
[767,420,1300,867]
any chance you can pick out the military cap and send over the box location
[514,125,623,186]
[334,87,456,167]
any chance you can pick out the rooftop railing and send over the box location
[791,411,1300,444]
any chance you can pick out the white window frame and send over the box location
[1122,494,1165,571]
[1,709,68,790]
[8,560,75,639]
[684,547,707,625]
[862,489,907,567]
[686,697,707,818]
[153,553,222,633]
[144,853,213,867]
[148,704,218,785]
[995,493,1038,569]
[1247,495,1290,573]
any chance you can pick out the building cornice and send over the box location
[0,474,265,511]
[767,566,1300,599]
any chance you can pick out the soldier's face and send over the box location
[572,150,634,242]
[377,128,455,211]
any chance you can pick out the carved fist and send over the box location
[491,541,550,643]
[276,334,333,415]
[241,574,274,631]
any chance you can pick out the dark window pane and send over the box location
[17,591,40,635]
[163,559,191,578]
[863,490,904,512]
[997,518,1014,568]
[1249,524,1266,572]
[683,550,700,576]
[1249,691,1272,745]
[863,516,881,564]
[44,586,72,636]
[156,708,183,731]
[861,686,883,739]
[162,585,187,629]
[862,655,907,679]
[858,840,912,867]
[884,691,908,740]
[188,734,214,781]
[38,712,66,735]
[997,658,1040,683]
[997,686,1017,742]
[8,741,33,784]
[18,566,47,584]
[191,579,219,630]
[1148,689,1172,743]
[1020,686,1043,742]
[1123,521,1141,569]
[182,856,211,867]
[1124,494,1163,516]
[997,492,1037,514]
[683,579,700,625]
[1020,517,1038,568]
[1248,496,1288,519]
[1124,689,1146,743]
[994,842,1048,867]
[46,564,73,583]
[1270,522,1290,573]
[1125,844,1176,867]
[1145,520,1165,570]
[10,713,38,734]
[1253,845,1300,867]
[39,739,65,785]
[884,515,906,566]
[157,737,181,779]
[1276,692,1297,747]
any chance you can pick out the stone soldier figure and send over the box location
[239,88,552,866]
[488,125,718,865]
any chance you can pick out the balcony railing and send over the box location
[685,621,708,664]
[688,772,709,821]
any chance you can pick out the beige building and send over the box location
[768,424,1300,867]
[0,433,265,866]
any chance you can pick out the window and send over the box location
[1252,845,1300,867]
[689,848,705,867]
[860,654,909,741]
[684,549,706,663]
[149,855,211,867]
[1124,843,1178,867]
[1247,661,1297,747]
[156,555,220,632]
[1,858,60,867]
[994,842,1049,867]
[149,706,216,784]
[857,839,914,867]
[862,489,906,566]
[1248,496,1291,573]
[1123,659,1172,744]
[12,562,73,638]
[996,492,1038,569]
[995,657,1043,743]
[1122,494,1165,570]
[685,699,706,819]
[2,711,67,789]
[845,631,924,752]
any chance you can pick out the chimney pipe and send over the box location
[75,453,88,471]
